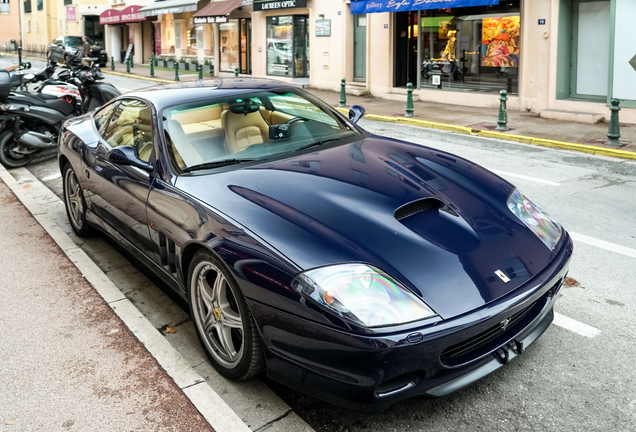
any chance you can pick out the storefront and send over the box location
[138,0,198,57]
[100,5,153,65]
[254,0,309,78]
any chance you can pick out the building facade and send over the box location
[0,0,21,51]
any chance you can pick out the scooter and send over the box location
[0,61,121,168]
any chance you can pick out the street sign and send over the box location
[538,19,546,25]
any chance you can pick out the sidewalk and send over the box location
[0,177,217,431]
[104,61,636,158]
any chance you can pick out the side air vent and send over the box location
[395,198,459,221]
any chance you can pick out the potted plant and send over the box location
[166,56,175,70]
[178,57,187,71]
[189,57,199,72]
[203,58,212,75]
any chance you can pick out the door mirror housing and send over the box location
[106,146,153,172]
[348,105,365,123]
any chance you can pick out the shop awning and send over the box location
[193,0,245,24]
[138,0,199,17]
[99,6,147,25]
[350,0,500,14]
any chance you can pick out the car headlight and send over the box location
[292,263,436,328]
[507,189,562,250]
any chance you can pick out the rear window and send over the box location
[65,36,94,47]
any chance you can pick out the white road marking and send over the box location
[553,312,601,338]
[42,172,62,182]
[570,232,636,259]
[491,169,561,186]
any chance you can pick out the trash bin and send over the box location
[120,50,126,64]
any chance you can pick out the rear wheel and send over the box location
[0,130,36,168]
[62,163,91,237]
[189,250,265,380]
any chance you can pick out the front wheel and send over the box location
[0,130,36,168]
[189,250,265,380]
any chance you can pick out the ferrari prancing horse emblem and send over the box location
[495,270,511,283]
[214,308,221,320]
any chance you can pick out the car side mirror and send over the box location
[106,146,153,172]
[348,105,365,124]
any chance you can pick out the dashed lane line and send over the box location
[570,232,636,259]
[554,313,601,338]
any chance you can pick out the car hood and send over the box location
[176,136,559,319]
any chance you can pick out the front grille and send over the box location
[441,301,537,359]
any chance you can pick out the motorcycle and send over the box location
[0,60,121,168]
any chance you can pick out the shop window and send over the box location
[175,22,182,49]
[219,20,239,72]
[395,1,520,94]
[187,23,201,49]
[266,16,309,78]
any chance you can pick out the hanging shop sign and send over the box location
[193,16,229,24]
[350,0,499,14]
[253,0,307,12]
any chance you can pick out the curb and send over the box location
[339,109,636,162]
[0,164,252,432]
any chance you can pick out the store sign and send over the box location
[99,6,147,25]
[350,0,499,14]
[253,0,307,11]
[66,6,76,21]
[193,16,229,24]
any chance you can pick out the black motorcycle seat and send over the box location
[7,93,76,116]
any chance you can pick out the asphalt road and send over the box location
[11,66,636,431]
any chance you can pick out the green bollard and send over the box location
[197,64,203,80]
[174,61,180,81]
[234,67,239,77]
[405,83,414,117]
[339,78,347,108]
[111,56,114,71]
[496,90,509,131]
[607,98,621,146]
[150,57,154,77]
[126,56,130,74]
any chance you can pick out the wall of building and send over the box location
[0,0,22,50]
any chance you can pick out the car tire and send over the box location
[62,162,92,237]
[188,249,265,380]
[0,130,36,168]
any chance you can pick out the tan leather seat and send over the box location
[221,108,269,155]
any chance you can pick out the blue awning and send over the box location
[351,0,501,15]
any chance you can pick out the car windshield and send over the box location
[66,36,94,47]
[162,88,362,172]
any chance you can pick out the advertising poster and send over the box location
[481,16,520,68]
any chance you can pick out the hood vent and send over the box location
[394,198,458,221]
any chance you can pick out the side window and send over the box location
[55,37,63,46]
[102,99,154,162]
[93,102,118,136]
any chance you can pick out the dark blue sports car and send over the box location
[58,79,572,412]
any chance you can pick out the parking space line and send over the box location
[570,232,636,259]
[42,173,62,182]
[491,169,561,186]
[554,313,601,338]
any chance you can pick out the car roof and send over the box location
[125,78,296,108]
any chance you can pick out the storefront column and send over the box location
[212,22,219,76]
[131,22,143,65]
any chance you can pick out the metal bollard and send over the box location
[111,56,115,71]
[174,61,180,81]
[126,57,130,74]
[405,83,414,117]
[339,78,347,108]
[496,90,509,131]
[150,57,154,77]
[607,98,621,146]
[234,67,239,77]
[197,64,203,80]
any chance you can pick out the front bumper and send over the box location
[248,233,573,412]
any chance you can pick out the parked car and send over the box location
[47,36,108,68]
[58,79,572,412]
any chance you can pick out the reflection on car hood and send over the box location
[176,136,558,319]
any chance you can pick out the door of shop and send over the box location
[293,15,309,77]
[354,14,367,82]
[393,11,418,87]
[240,18,252,75]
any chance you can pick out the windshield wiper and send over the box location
[294,138,342,152]
[182,159,256,173]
